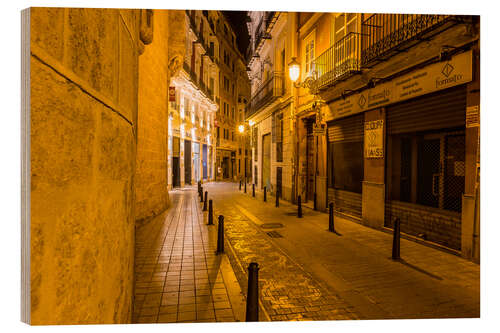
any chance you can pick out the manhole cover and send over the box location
[284,212,299,216]
[267,231,283,238]
[260,223,284,229]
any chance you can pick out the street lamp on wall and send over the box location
[288,57,320,95]
[288,57,300,83]
[238,124,245,133]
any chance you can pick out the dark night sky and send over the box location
[221,11,250,56]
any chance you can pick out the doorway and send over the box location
[172,157,180,188]
[172,136,181,188]
[417,131,465,212]
[202,144,208,180]
[222,157,230,179]
[306,134,315,201]
[193,142,200,183]
[184,140,191,185]
[262,133,271,190]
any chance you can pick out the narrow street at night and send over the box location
[24,6,482,327]
[133,182,479,323]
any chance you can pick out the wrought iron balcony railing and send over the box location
[254,17,272,53]
[264,11,276,28]
[361,14,451,66]
[311,14,455,90]
[248,72,284,118]
[183,61,195,81]
[313,32,362,90]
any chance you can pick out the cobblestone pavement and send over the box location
[133,188,246,324]
[209,185,359,321]
[205,182,479,320]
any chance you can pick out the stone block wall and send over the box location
[29,8,139,324]
[134,9,185,224]
[135,9,170,224]
[385,201,462,250]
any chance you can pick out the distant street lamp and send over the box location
[237,123,249,185]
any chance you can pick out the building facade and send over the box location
[247,12,480,261]
[168,10,251,187]
[214,13,251,182]
[168,10,219,189]
[246,12,296,201]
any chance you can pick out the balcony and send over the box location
[182,62,215,102]
[313,32,362,90]
[248,72,284,118]
[183,61,198,84]
[361,14,452,66]
[312,14,457,90]
[205,44,216,64]
[207,88,215,101]
[254,17,272,54]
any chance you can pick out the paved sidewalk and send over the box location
[205,182,480,320]
[132,187,246,324]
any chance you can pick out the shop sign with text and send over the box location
[325,50,473,121]
[364,120,384,158]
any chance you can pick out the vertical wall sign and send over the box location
[169,86,176,102]
[364,120,384,158]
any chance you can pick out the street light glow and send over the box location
[288,57,300,82]
[238,125,244,133]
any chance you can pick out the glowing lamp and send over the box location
[288,57,300,82]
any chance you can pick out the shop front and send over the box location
[385,85,466,250]
[323,49,476,252]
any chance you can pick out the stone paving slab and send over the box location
[205,182,479,320]
[132,188,246,324]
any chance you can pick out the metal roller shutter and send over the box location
[387,85,466,134]
[326,113,364,219]
[327,113,364,142]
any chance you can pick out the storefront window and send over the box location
[387,130,465,212]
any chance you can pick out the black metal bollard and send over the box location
[239,180,242,190]
[314,192,317,211]
[298,195,303,218]
[244,181,247,193]
[263,186,267,202]
[208,200,214,225]
[392,218,401,260]
[203,191,208,211]
[246,262,260,322]
[275,189,279,207]
[216,215,224,254]
[252,184,255,197]
[329,202,335,232]
[200,187,204,202]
